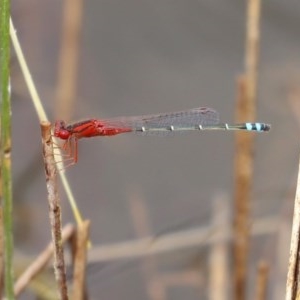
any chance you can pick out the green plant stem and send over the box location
[0,0,15,299]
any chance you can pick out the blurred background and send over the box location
[10,0,300,299]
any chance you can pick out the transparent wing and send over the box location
[100,107,220,136]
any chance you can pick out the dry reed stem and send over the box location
[245,0,261,116]
[87,216,277,263]
[41,121,68,300]
[255,261,269,300]
[71,220,90,300]
[14,224,75,297]
[233,76,254,300]
[55,0,83,120]
[275,34,300,300]
[233,1,261,298]
[282,85,300,300]
[285,153,300,299]
[209,195,229,300]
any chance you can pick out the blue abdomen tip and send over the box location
[246,123,271,131]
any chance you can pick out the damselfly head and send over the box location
[54,120,70,140]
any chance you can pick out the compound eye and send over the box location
[57,129,70,140]
[54,120,70,140]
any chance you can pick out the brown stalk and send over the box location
[233,0,261,299]
[255,261,269,300]
[244,0,261,116]
[209,195,230,300]
[55,0,83,120]
[70,220,90,300]
[233,76,253,300]
[41,121,68,300]
[285,153,300,300]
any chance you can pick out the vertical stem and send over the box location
[55,0,83,120]
[245,0,261,117]
[209,194,229,300]
[71,220,90,300]
[0,0,15,298]
[233,0,261,299]
[285,154,300,300]
[255,261,269,300]
[233,76,252,300]
[41,122,68,300]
